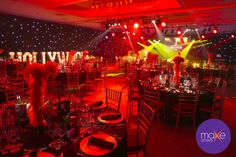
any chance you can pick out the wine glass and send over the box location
[55,122,67,147]
[48,122,60,150]
[7,127,21,144]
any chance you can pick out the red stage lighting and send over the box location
[133,22,139,29]
[112,33,115,36]
[123,36,126,40]
[201,35,205,39]
[132,32,136,36]
[177,30,182,35]
[213,29,218,34]
[124,24,127,29]
[161,21,166,27]
[231,34,235,38]
[141,36,144,39]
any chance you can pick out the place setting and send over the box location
[87,101,106,111]
[97,112,123,125]
[79,132,117,156]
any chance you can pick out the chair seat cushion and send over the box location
[130,92,141,100]
[173,104,195,112]
[127,145,144,152]
[200,104,221,112]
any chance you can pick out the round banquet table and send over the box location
[1,104,127,157]
[160,89,214,123]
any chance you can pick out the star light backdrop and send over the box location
[0,13,235,63]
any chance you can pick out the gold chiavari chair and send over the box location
[106,88,122,112]
[143,84,166,122]
[127,101,155,157]
[173,89,199,128]
[199,87,225,119]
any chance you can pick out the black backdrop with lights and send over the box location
[0,13,235,63]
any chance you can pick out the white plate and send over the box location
[87,103,106,110]
[98,112,123,124]
[80,133,117,156]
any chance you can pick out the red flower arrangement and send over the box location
[82,50,89,60]
[68,50,76,64]
[173,53,184,85]
[25,62,58,127]
[207,53,215,65]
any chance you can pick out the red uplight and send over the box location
[161,22,166,27]
[177,30,182,35]
[133,22,139,29]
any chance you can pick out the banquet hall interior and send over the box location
[0,0,236,157]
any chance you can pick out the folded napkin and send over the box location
[91,101,103,108]
[88,136,115,150]
[101,113,121,120]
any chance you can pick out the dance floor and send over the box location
[80,64,236,157]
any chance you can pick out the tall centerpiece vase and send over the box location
[173,53,184,87]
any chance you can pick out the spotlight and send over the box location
[152,20,156,24]
[124,24,127,29]
[133,22,139,29]
[177,30,182,35]
[213,29,218,34]
[132,32,136,36]
[201,35,205,39]
[161,21,166,27]
[231,34,235,38]
[112,33,115,36]
[105,36,108,39]
[123,36,126,40]
[141,36,144,39]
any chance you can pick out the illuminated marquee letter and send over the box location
[9,52,15,59]
[23,52,33,63]
[56,52,62,63]
[17,52,22,62]
[47,52,56,62]
[41,52,46,64]
[32,52,37,63]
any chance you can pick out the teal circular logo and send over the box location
[196,119,231,154]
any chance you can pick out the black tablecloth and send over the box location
[1,106,127,157]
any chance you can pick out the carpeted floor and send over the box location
[82,64,236,157]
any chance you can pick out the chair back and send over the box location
[67,73,79,86]
[12,81,25,98]
[86,72,95,82]
[137,101,155,146]
[178,89,199,113]
[212,87,225,119]
[0,61,7,78]
[143,85,161,108]
[106,88,122,111]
